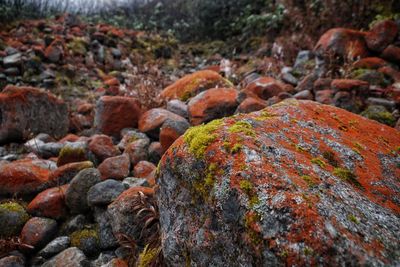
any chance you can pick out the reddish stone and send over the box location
[381,45,400,64]
[159,70,232,101]
[45,39,64,63]
[366,20,398,52]
[313,78,333,91]
[315,28,369,59]
[98,154,130,180]
[69,113,93,132]
[77,103,94,114]
[48,161,94,186]
[27,185,69,219]
[59,134,80,143]
[95,96,142,138]
[160,119,190,152]
[125,138,150,166]
[0,86,68,144]
[157,99,400,266]
[104,77,120,87]
[378,66,400,83]
[0,159,54,195]
[236,96,268,114]
[315,90,334,104]
[21,217,58,250]
[331,79,369,91]
[138,108,186,137]
[353,57,390,69]
[88,134,121,162]
[148,142,163,163]
[242,77,292,101]
[105,259,129,267]
[133,161,156,178]
[187,87,239,126]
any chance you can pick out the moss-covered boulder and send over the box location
[0,201,30,237]
[156,99,400,266]
[361,105,396,126]
[70,226,100,256]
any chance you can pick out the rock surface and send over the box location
[156,99,400,266]
[0,86,68,144]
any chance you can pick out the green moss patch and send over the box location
[228,121,255,137]
[333,168,362,188]
[184,119,224,158]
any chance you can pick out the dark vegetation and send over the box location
[1,0,400,43]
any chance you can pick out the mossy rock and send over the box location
[67,38,88,56]
[57,145,88,166]
[0,201,30,238]
[350,68,390,87]
[361,105,396,126]
[70,226,100,256]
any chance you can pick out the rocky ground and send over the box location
[0,14,399,267]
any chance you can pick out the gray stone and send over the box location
[65,168,101,213]
[94,207,119,249]
[166,99,188,118]
[3,53,22,68]
[0,255,25,267]
[38,236,71,258]
[122,177,150,188]
[87,180,126,206]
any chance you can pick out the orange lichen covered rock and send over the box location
[27,185,69,220]
[159,70,232,101]
[0,159,55,196]
[315,28,369,59]
[138,108,187,138]
[94,96,142,138]
[188,87,239,125]
[365,20,398,52]
[0,86,68,144]
[156,99,400,266]
[242,76,292,101]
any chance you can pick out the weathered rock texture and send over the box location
[0,86,68,144]
[156,99,400,266]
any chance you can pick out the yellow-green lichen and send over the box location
[301,175,316,188]
[255,111,278,121]
[333,168,362,188]
[322,151,339,167]
[239,180,253,194]
[184,119,224,158]
[138,244,161,267]
[244,212,263,246]
[0,201,30,238]
[59,146,86,161]
[304,247,314,256]
[311,158,326,168]
[348,214,360,224]
[192,163,220,201]
[70,228,99,248]
[228,121,255,137]
[231,143,243,154]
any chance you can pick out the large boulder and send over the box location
[0,86,68,144]
[156,99,400,266]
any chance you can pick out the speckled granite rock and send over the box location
[156,99,400,266]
